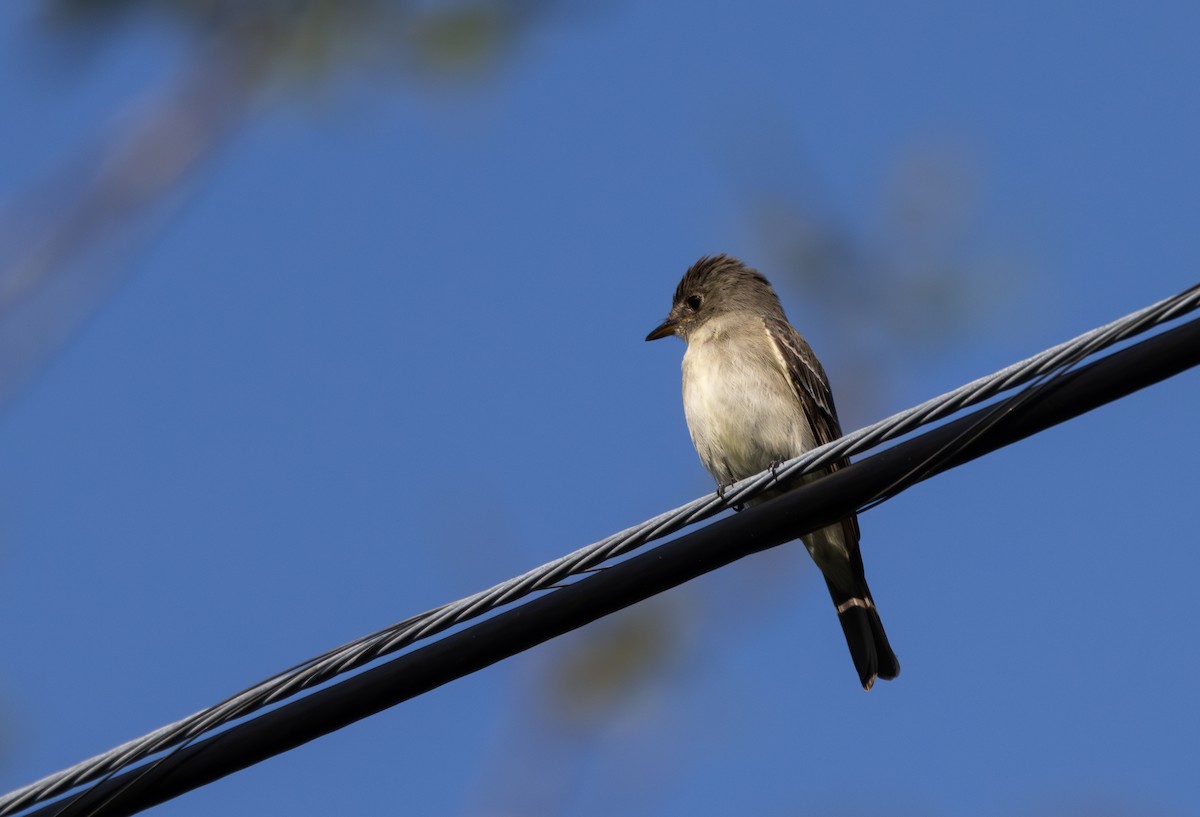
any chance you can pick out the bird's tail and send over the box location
[827,579,900,691]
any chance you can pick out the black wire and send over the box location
[22,311,1200,817]
[11,285,1198,817]
[854,289,1200,515]
[857,342,1084,513]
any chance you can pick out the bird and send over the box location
[645,253,899,690]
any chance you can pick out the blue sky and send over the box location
[1,2,1198,816]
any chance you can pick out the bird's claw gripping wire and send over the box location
[769,459,786,485]
[717,482,745,512]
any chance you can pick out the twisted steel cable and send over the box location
[3,281,1198,817]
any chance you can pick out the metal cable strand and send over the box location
[3,281,1198,817]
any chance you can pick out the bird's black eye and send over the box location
[686,294,702,310]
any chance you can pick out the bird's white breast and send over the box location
[680,317,817,486]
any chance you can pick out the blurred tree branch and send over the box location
[728,121,1027,424]
[0,0,556,405]
[1,8,1027,814]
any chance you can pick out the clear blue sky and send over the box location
[1,2,1198,816]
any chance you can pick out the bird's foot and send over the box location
[768,459,787,485]
[717,482,745,512]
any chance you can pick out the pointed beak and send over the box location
[645,317,678,341]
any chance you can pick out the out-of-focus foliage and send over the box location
[734,131,1022,420]
[3,5,1023,815]
[541,601,690,726]
[44,0,550,84]
[1,0,563,405]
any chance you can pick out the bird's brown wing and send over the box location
[762,314,861,541]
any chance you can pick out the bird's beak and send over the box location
[645,317,678,341]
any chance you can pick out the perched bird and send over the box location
[646,254,899,690]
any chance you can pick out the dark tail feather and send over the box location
[827,579,900,691]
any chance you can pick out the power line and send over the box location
[28,302,1200,817]
[3,283,1199,817]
